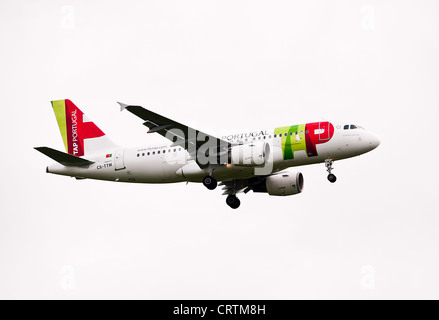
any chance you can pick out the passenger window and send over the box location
[147,152,150,156]
[137,154,139,157]
[158,151,160,154]
[142,153,145,156]
[174,149,176,152]
[163,150,166,153]
[274,135,277,138]
[284,133,287,137]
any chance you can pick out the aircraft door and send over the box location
[114,149,126,170]
[318,122,331,141]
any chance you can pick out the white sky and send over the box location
[1,0,438,299]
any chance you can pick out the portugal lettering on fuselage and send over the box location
[222,130,269,142]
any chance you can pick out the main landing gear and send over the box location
[202,175,240,209]
[325,159,337,183]
[202,175,217,190]
[226,194,241,209]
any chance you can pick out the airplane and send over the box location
[35,99,380,209]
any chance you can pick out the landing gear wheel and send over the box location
[226,195,241,209]
[203,175,217,190]
[325,159,336,183]
[327,174,337,183]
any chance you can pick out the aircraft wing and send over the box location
[118,102,231,168]
[219,176,268,195]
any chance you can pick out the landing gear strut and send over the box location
[325,159,337,183]
[202,175,217,190]
[226,194,241,209]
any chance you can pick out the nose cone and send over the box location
[369,133,381,150]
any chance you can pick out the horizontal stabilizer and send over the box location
[34,147,94,167]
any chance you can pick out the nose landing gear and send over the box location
[328,174,337,183]
[325,159,337,183]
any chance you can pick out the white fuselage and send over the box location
[47,124,380,183]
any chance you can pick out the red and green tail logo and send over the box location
[51,99,105,157]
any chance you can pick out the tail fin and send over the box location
[51,99,118,156]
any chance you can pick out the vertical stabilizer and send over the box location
[51,99,117,156]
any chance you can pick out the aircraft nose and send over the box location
[369,133,381,150]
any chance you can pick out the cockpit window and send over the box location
[344,124,365,130]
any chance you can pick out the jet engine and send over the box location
[253,172,304,196]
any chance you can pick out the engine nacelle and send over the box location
[254,172,304,196]
[229,142,270,166]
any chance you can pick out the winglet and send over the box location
[117,102,128,111]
